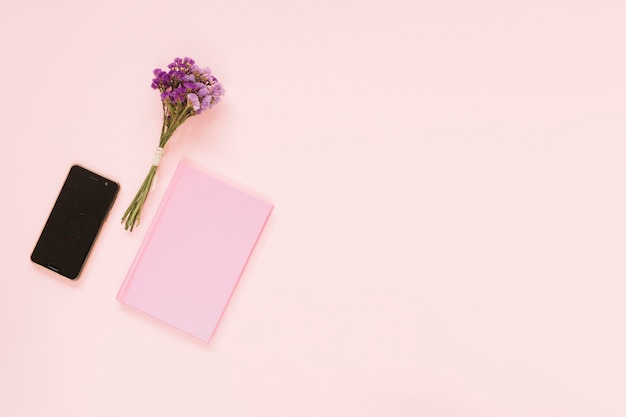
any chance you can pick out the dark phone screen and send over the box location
[31,165,119,280]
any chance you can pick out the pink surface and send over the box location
[1,0,626,416]
[117,160,272,342]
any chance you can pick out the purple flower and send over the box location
[168,57,195,70]
[153,57,224,111]
[170,70,184,83]
[201,96,211,111]
[187,93,201,111]
[151,69,169,90]
[210,82,225,97]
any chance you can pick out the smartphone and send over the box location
[31,165,119,280]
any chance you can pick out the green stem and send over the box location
[122,103,194,231]
[121,165,158,231]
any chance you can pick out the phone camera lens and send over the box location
[105,182,108,186]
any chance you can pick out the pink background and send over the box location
[1,0,625,416]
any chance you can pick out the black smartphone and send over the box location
[31,165,119,280]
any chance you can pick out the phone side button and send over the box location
[47,263,60,272]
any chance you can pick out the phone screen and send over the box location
[31,165,119,280]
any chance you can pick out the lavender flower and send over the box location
[187,93,200,111]
[122,57,225,231]
[150,56,224,117]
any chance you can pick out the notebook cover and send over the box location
[117,160,273,342]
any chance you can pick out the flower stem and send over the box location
[121,105,193,232]
[121,165,158,231]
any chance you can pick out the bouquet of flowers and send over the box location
[122,57,224,231]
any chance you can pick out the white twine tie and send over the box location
[151,147,165,191]
[152,147,165,166]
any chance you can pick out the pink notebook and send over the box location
[117,160,273,342]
